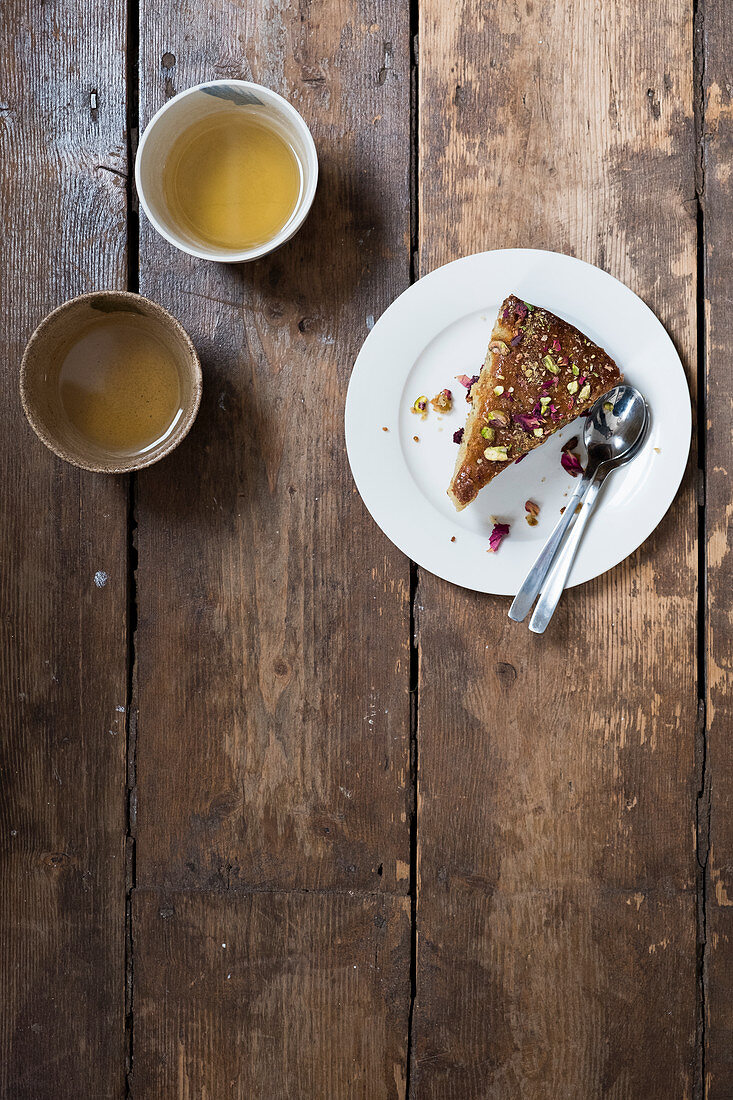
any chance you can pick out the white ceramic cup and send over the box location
[135,79,318,263]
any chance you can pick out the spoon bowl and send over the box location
[583,384,648,469]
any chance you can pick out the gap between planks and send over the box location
[693,0,710,1096]
[124,0,140,1093]
[406,0,421,1094]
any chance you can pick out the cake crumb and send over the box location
[413,435,419,442]
[525,500,540,527]
[430,388,452,413]
[450,536,456,542]
[382,426,389,432]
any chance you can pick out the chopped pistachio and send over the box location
[578,382,591,402]
[567,379,579,394]
[603,400,614,412]
[571,362,579,376]
[533,427,544,437]
[484,445,509,461]
[493,385,504,395]
[543,354,559,374]
[539,395,551,412]
[489,340,509,355]
[523,301,535,311]
[480,426,495,441]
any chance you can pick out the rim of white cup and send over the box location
[135,79,319,263]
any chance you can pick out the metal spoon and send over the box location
[508,385,648,626]
[528,399,648,632]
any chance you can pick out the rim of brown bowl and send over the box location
[20,291,203,473]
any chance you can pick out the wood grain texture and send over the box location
[134,0,411,897]
[0,1,129,1096]
[702,2,733,1093]
[133,889,410,1098]
[414,1,699,1095]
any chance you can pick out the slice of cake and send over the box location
[448,294,623,510]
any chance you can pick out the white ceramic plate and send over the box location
[345,249,691,595]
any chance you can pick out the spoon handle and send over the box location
[528,469,607,634]
[508,465,597,623]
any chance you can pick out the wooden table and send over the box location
[1,0,731,1095]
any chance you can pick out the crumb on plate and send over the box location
[430,388,452,413]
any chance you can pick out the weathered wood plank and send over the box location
[132,0,412,1092]
[414,1,698,1094]
[0,2,129,1096]
[134,0,411,898]
[702,2,733,1093]
[133,889,410,1097]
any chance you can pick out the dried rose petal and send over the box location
[561,451,583,477]
[525,499,540,516]
[557,355,569,367]
[453,428,464,444]
[514,453,527,464]
[488,521,510,552]
[551,337,562,355]
[513,412,543,432]
[456,374,472,388]
[515,302,528,320]
[510,331,524,346]
[549,403,560,421]
[561,435,579,453]
[487,412,509,427]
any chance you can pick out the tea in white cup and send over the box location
[136,80,318,263]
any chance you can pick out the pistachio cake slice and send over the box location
[448,294,623,511]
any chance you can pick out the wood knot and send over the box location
[495,661,517,689]
[161,52,176,69]
[42,851,69,869]
[273,659,290,677]
[646,88,661,120]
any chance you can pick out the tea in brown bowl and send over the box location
[20,292,202,473]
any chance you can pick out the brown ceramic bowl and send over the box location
[20,291,202,473]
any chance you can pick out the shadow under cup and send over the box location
[135,80,319,263]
